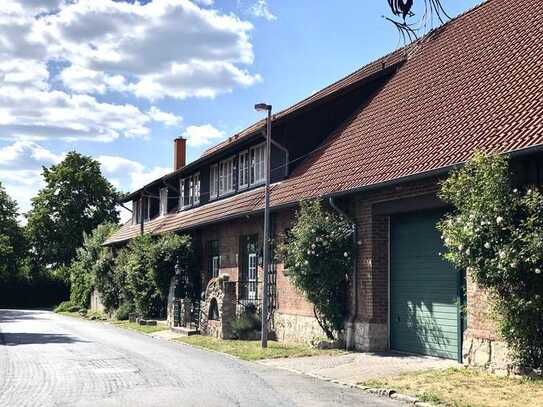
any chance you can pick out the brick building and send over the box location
[105,0,543,367]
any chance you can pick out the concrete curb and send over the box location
[257,363,442,406]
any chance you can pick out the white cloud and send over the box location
[147,106,183,127]
[251,0,276,21]
[0,88,151,142]
[38,0,260,100]
[0,141,63,216]
[182,124,225,147]
[97,155,170,191]
[194,0,214,5]
[58,64,128,94]
[0,140,63,167]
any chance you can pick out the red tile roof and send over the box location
[269,0,543,206]
[105,0,543,245]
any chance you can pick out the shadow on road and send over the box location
[1,332,86,346]
[0,309,50,323]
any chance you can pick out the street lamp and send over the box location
[255,102,272,348]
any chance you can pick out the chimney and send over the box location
[174,137,186,171]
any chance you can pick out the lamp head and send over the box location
[254,103,271,112]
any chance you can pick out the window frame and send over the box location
[210,164,218,201]
[238,150,249,190]
[249,142,266,186]
[159,187,168,216]
[218,156,236,197]
[179,178,186,210]
[192,172,200,205]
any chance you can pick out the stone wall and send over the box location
[166,276,176,326]
[200,277,236,339]
[463,336,512,375]
[352,321,388,351]
[273,312,326,343]
[90,289,105,313]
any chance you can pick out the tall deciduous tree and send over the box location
[26,152,120,271]
[0,181,26,280]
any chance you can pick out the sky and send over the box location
[0,0,482,222]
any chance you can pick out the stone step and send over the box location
[170,326,200,336]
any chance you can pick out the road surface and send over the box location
[0,309,398,407]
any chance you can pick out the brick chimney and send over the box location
[174,137,186,171]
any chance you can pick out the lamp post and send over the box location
[255,102,272,348]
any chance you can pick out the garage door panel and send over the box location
[390,209,461,360]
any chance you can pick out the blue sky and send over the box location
[0,0,481,219]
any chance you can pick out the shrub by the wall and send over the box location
[439,152,543,370]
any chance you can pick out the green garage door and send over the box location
[390,209,461,360]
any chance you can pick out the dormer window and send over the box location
[159,187,168,216]
[193,172,200,205]
[250,143,266,185]
[218,156,235,196]
[239,150,249,190]
[179,173,200,210]
[210,164,218,200]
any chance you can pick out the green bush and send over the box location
[439,152,543,370]
[114,303,134,321]
[68,223,119,309]
[281,200,352,340]
[54,300,75,313]
[120,233,194,319]
[231,306,261,339]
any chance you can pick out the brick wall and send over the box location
[198,209,315,319]
[194,175,503,349]
[347,176,501,351]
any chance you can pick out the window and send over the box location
[238,150,249,189]
[132,199,139,224]
[144,196,151,221]
[133,197,153,223]
[193,172,200,205]
[179,178,186,209]
[179,173,201,210]
[209,240,220,279]
[219,157,235,196]
[210,164,218,200]
[250,143,266,185]
[159,187,168,216]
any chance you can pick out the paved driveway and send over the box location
[259,351,459,385]
[0,309,398,407]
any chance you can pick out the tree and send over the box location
[282,200,353,340]
[439,153,543,369]
[26,152,120,272]
[0,182,26,281]
[69,223,119,309]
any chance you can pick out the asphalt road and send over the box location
[0,309,398,407]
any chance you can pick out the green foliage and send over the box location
[0,181,26,281]
[124,235,162,318]
[438,152,543,369]
[55,300,77,313]
[114,233,194,319]
[114,303,134,321]
[231,305,261,339]
[68,223,119,309]
[282,200,352,340]
[26,152,120,271]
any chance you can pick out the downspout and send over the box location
[329,197,358,350]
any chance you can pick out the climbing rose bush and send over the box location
[438,152,543,369]
[282,200,353,340]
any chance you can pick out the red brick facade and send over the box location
[194,175,501,349]
[198,209,315,321]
